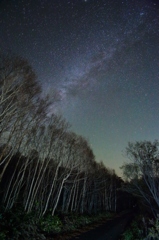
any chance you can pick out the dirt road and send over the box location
[69,211,133,240]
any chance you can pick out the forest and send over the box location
[0,54,159,240]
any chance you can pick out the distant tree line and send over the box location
[0,53,132,218]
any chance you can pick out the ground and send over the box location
[52,211,133,240]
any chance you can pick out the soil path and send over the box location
[69,211,133,240]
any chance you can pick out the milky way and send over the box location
[1,0,159,175]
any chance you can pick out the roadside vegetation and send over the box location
[121,214,159,240]
[0,54,133,239]
[0,207,115,239]
[121,140,159,240]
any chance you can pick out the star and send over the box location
[1,0,159,176]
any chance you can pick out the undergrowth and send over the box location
[0,207,114,240]
[0,207,45,240]
[121,214,159,240]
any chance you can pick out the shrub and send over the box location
[0,207,45,240]
[39,214,62,233]
[60,213,90,231]
[144,215,159,240]
[122,228,134,240]
[122,218,142,240]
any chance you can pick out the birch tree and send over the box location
[0,54,48,183]
[121,140,159,216]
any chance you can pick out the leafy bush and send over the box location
[122,218,142,240]
[0,232,6,240]
[60,213,90,231]
[144,215,159,240]
[122,228,134,240]
[39,214,62,233]
[0,207,45,240]
[0,207,115,239]
[122,215,159,240]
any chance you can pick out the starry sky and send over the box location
[1,0,159,176]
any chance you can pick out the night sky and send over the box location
[1,0,159,176]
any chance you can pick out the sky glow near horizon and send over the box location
[1,0,159,176]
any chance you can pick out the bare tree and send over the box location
[0,54,50,183]
[121,140,159,216]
